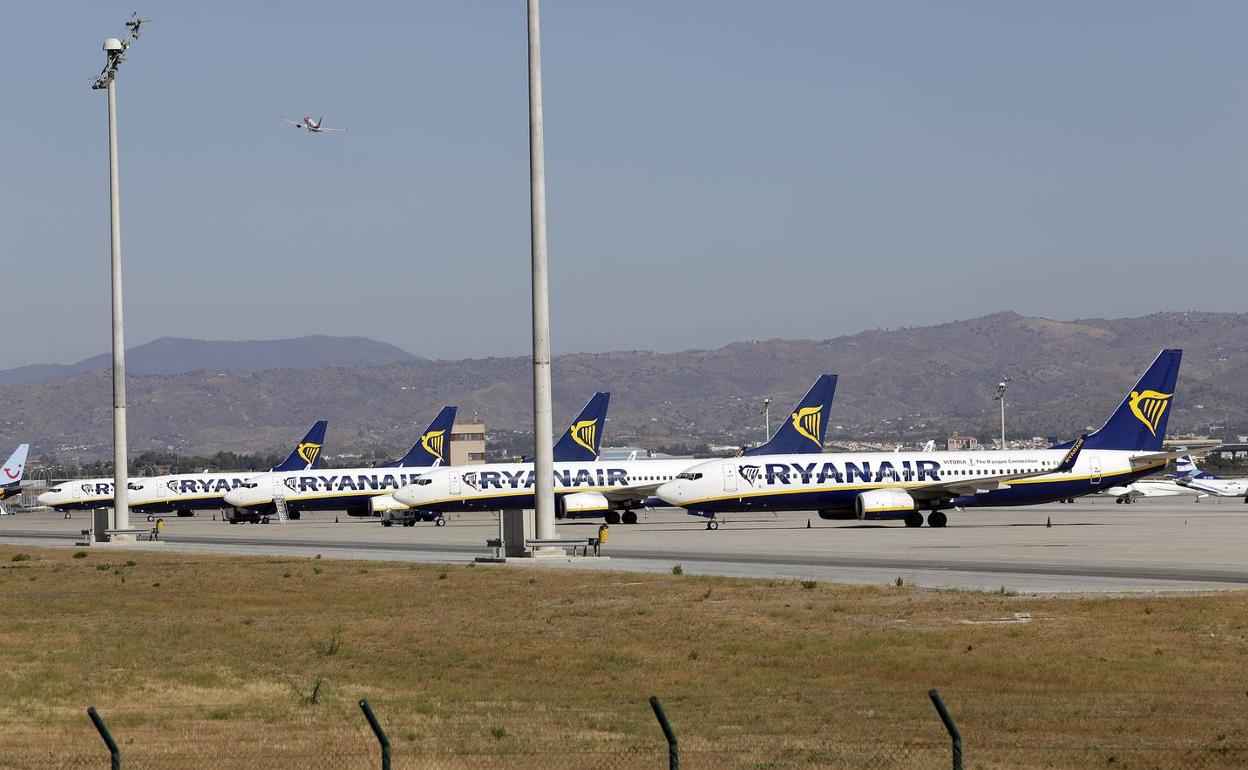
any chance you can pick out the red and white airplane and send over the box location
[282,115,346,133]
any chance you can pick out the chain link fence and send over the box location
[4,692,1246,769]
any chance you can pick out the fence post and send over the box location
[928,689,963,770]
[359,699,390,770]
[87,706,121,770]
[649,696,679,770]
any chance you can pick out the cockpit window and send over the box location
[414,478,432,486]
[675,472,702,481]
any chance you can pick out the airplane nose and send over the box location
[222,489,246,507]
[656,481,684,506]
[392,487,418,507]
[36,492,53,506]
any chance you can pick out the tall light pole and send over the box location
[760,398,772,444]
[93,37,132,533]
[527,0,556,542]
[92,15,147,535]
[993,378,1011,450]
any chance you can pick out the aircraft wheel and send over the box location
[928,510,948,528]
[147,514,154,522]
[622,510,638,524]
[707,519,719,530]
[261,515,270,524]
[605,511,621,525]
[382,520,392,527]
[176,509,193,517]
[904,511,924,528]
[1115,498,1124,504]
[435,516,447,527]
[64,512,71,519]
[404,520,416,527]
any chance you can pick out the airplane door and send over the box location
[1089,456,1102,486]
[723,465,738,493]
[449,473,461,495]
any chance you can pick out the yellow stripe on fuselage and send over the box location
[675,462,1165,509]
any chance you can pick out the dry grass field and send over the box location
[1,545,1246,768]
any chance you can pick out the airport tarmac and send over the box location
[1,497,1245,592]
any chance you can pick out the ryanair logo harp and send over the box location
[791,406,822,447]
[421,429,447,462]
[1128,390,1172,436]
[570,419,598,454]
[297,442,323,466]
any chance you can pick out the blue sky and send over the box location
[3,1,1246,367]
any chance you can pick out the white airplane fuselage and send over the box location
[657,448,1167,520]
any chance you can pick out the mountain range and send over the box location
[0,336,419,388]
[2,312,1244,461]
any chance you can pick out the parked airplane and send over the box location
[0,444,30,502]
[658,350,1183,528]
[390,376,838,524]
[1101,477,1205,503]
[37,422,326,515]
[126,421,329,520]
[1174,456,1248,499]
[282,115,346,133]
[223,407,459,522]
[0,444,30,513]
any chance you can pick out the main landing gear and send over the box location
[706,518,719,530]
[904,509,948,528]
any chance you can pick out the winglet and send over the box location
[1056,435,1086,473]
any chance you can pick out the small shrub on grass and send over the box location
[490,727,508,740]
[10,553,31,562]
[124,560,137,567]
[313,626,343,657]
[671,564,684,576]
[72,551,88,559]
[801,580,817,590]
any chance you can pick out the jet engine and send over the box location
[854,489,915,520]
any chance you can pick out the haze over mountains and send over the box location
[2,312,1244,461]
[0,336,419,388]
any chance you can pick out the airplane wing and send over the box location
[901,436,1087,504]
[1128,446,1220,468]
[319,127,347,132]
[281,117,302,127]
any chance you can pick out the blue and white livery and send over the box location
[658,350,1184,528]
[223,408,459,521]
[390,376,839,524]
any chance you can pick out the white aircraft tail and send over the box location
[1,444,29,487]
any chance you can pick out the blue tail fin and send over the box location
[1,443,29,489]
[744,374,838,456]
[1065,349,1182,452]
[271,421,328,472]
[386,407,458,467]
[553,392,610,462]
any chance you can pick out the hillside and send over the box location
[0,335,419,388]
[2,312,1244,460]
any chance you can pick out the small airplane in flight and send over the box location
[282,115,346,134]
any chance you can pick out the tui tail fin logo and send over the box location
[570,419,598,454]
[420,430,447,463]
[790,406,822,447]
[297,442,322,466]
[1128,390,1172,436]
